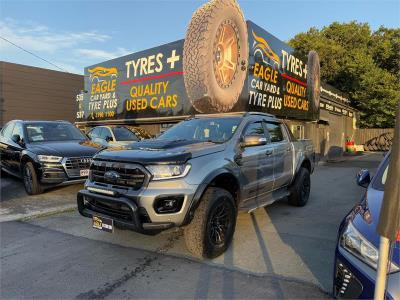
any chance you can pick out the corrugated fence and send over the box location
[355,128,394,151]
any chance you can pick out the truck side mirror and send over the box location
[356,169,370,188]
[105,136,113,142]
[242,135,267,147]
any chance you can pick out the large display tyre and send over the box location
[288,167,310,207]
[23,162,43,195]
[184,187,237,258]
[183,0,249,113]
[307,51,321,113]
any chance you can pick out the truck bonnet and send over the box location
[93,139,226,164]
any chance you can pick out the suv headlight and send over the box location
[38,155,63,163]
[340,222,399,273]
[146,164,191,181]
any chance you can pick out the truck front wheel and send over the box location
[288,167,310,207]
[184,187,237,258]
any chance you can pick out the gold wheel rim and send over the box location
[214,20,239,88]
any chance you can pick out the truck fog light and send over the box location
[154,195,184,214]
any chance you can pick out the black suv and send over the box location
[0,120,102,194]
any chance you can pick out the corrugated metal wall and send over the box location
[0,61,83,126]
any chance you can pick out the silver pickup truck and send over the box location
[78,112,315,258]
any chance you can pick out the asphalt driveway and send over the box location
[0,153,382,298]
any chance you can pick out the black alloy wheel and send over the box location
[206,197,235,247]
[23,164,33,194]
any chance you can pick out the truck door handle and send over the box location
[265,150,273,156]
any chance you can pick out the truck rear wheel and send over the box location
[307,51,321,113]
[183,0,248,113]
[184,187,237,258]
[288,167,310,207]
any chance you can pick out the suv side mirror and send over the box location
[356,169,371,188]
[105,136,113,142]
[11,134,21,144]
[242,135,267,147]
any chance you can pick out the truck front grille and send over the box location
[90,160,147,190]
[64,157,92,177]
[86,197,133,221]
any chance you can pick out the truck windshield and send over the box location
[25,122,87,143]
[112,127,139,141]
[158,117,242,143]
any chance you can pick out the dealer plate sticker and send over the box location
[92,216,113,233]
[80,169,89,177]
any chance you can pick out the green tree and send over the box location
[289,22,400,128]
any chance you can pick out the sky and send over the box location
[0,0,399,75]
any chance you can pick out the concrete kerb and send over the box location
[0,204,77,223]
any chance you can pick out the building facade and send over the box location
[0,61,83,126]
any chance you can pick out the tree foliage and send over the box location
[289,22,400,128]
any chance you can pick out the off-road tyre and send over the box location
[22,162,43,195]
[307,51,321,113]
[288,167,310,207]
[184,187,237,258]
[183,0,249,113]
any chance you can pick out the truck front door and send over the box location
[266,122,293,188]
[238,121,274,210]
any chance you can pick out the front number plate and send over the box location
[92,216,113,233]
[80,169,89,177]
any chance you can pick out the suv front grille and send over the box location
[64,157,92,177]
[90,160,147,190]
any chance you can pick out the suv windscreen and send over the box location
[158,117,242,143]
[25,122,86,143]
[112,127,139,141]
[2,122,15,138]
[372,155,390,191]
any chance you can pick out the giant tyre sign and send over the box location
[77,0,320,124]
[307,51,321,113]
[183,0,248,113]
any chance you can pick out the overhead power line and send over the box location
[0,35,70,73]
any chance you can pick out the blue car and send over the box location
[334,153,400,299]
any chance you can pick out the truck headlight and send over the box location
[38,155,63,163]
[340,222,399,273]
[146,164,191,181]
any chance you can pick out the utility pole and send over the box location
[374,102,400,300]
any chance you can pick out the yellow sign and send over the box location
[252,30,280,67]
[88,66,118,78]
